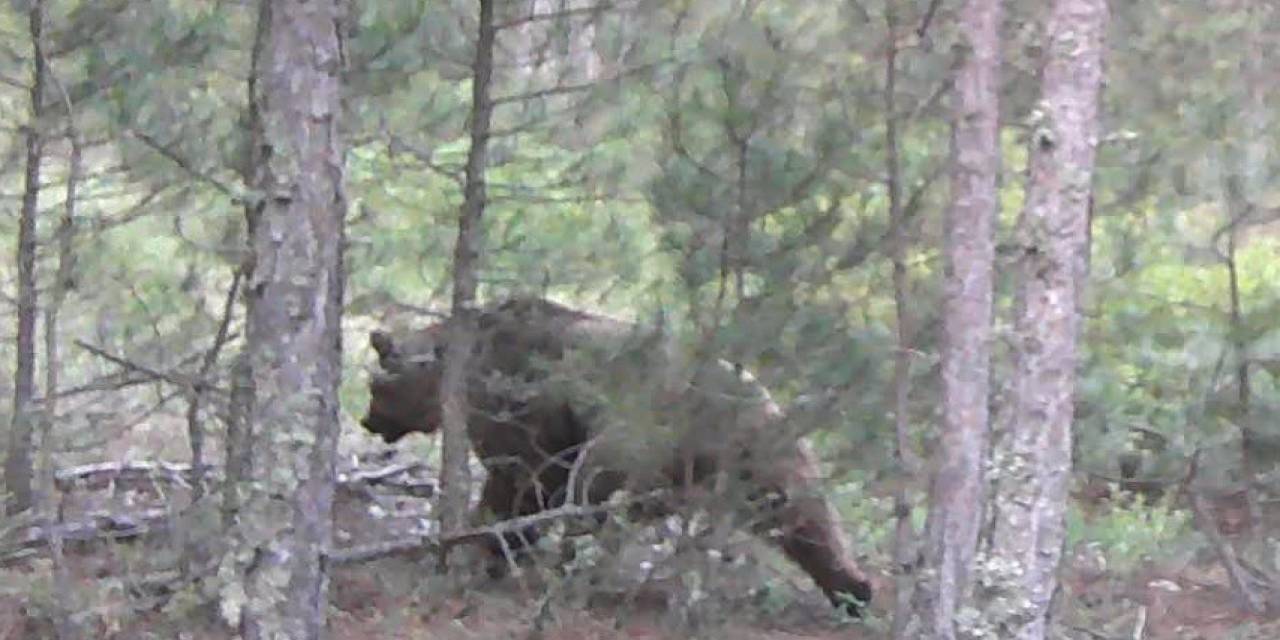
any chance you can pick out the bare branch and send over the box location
[917,0,944,38]
[491,60,664,107]
[126,128,242,200]
[38,344,225,403]
[385,134,464,186]
[493,2,624,32]
[73,340,220,395]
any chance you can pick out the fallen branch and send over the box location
[1,508,172,566]
[54,459,214,492]
[54,458,437,498]
[19,461,654,575]
[8,461,442,566]
[339,461,437,497]
[328,490,670,566]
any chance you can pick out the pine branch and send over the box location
[493,2,626,32]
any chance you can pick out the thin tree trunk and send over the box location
[440,0,497,537]
[1223,181,1265,546]
[883,4,920,638]
[222,351,253,531]
[229,1,347,637]
[180,268,241,579]
[185,270,241,506]
[1233,0,1268,533]
[976,1,1108,638]
[6,0,47,517]
[222,0,273,533]
[1226,231,1250,450]
[908,0,1003,637]
[39,60,82,640]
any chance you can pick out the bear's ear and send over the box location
[370,331,399,370]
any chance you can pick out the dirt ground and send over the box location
[1,458,1277,639]
[6,555,1268,640]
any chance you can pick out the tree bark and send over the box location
[439,0,497,537]
[975,1,1108,638]
[908,0,1003,637]
[5,0,47,517]
[226,1,347,638]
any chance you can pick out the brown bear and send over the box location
[360,296,873,616]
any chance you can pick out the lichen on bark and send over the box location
[222,1,348,638]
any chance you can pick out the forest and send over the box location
[0,1,1277,639]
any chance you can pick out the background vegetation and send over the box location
[0,1,1276,638]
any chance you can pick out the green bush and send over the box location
[1065,495,1196,572]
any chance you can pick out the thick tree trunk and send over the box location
[227,1,347,638]
[5,0,47,517]
[975,1,1108,638]
[908,0,1003,638]
[439,0,497,537]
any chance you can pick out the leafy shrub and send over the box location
[1065,494,1196,572]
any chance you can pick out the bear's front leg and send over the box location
[475,470,546,578]
[746,443,874,618]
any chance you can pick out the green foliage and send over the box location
[831,476,903,561]
[0,1,1279,634]
[1065,497,1197,573]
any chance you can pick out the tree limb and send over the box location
[126,128,242,200]
[493,2,625,32]
[73,339,221,395]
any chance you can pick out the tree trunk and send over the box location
[1226,232,1254,478]
[6,0,47,517]
[226,1,347,638]
[1233,0,1272,521]
[222,0,273,533]
[439,0,497,537]
[883,4,921,638]
[908,0,1003,637]
[39,60,82,640]
[975,1,1108,638]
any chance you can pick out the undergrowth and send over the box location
[1065,492,1197,573]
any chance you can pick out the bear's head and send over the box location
[361,326,447,443]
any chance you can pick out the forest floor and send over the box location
[319,559,1280,640]
[2,551,1275,640]
[0,453,1277,639]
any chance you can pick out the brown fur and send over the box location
[361,297,873,616]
